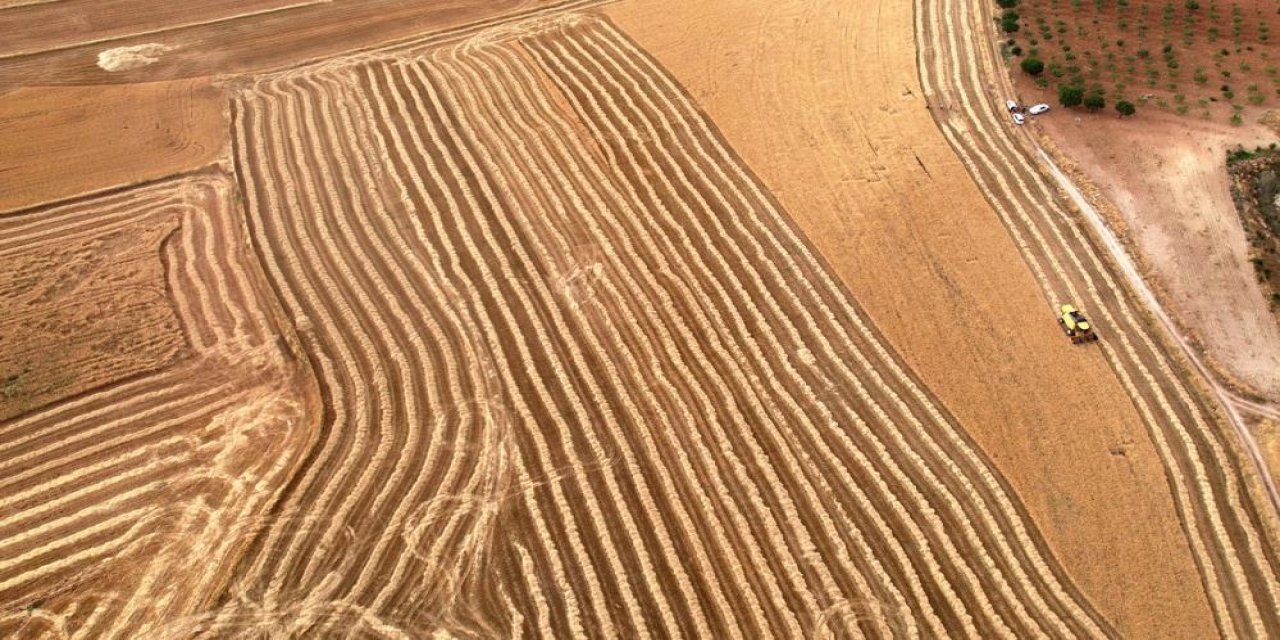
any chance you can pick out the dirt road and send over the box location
[917,0,1280,634]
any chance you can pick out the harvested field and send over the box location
[0,0,610,84]
[0,204,185,421]
[919,0,1280,635]
[216,13,1119,636]
[0,175,314,637]
[0,0,319,58]
[0,80,225,212]
[6,0,1280,637]
[605,0,1245,635]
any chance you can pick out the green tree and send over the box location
[1000,9,1021,33]
[1020,57,1045,75]
[1115,99,1137,116]
[996,0,1019,7]
[1059,84,1086,106]
[1084,92,1107,111]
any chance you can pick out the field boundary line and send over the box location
[0,166,229,217]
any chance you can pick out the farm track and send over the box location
[220,13,1118,637]
[917,0,1280,636]
[0,176,309,638]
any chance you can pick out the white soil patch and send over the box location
[97,43,173,72]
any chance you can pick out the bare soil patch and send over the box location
[96,42,173,72]
[1035,108,1280,399]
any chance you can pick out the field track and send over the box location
[0,176,311,638]
[217,13,1121,637]
[916,0,1280,635]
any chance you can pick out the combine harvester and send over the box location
[1058,304,1099,344]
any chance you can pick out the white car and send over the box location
[1028,103,1051,115]
[1011,112,1026,125]
[1005,99,1020,113]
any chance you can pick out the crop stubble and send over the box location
[0,80,225,213]
[0,176,313,638]
[0,207,184,421]
[216,14,1121,637]
[0,0,612,85]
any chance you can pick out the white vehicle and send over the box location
[1011,112,1026,125]
[1005,99,1020,113]
[1028,103,1051,115]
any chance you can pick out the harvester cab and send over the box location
[1058,304,1099,344]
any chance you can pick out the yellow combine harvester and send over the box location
[1058,304,1099,344]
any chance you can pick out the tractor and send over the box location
[1058,304,1099,344]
